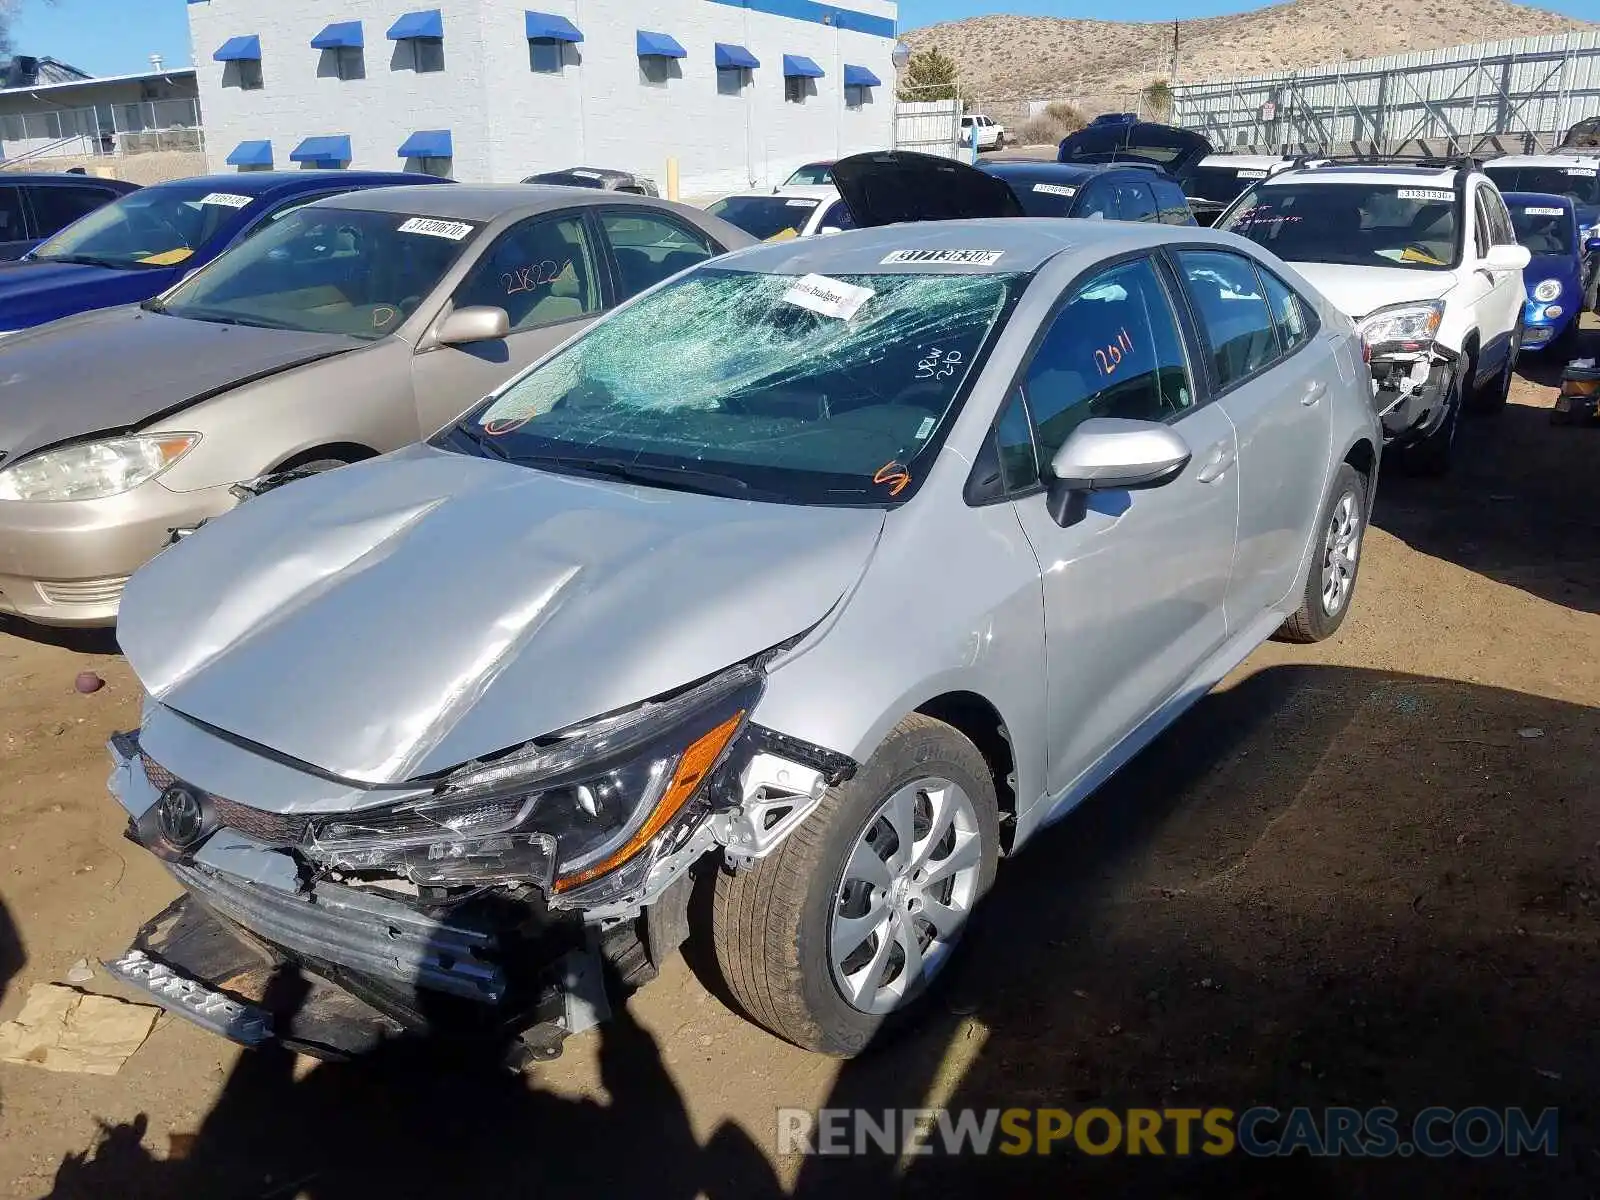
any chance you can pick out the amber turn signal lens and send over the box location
[552,710,746,893]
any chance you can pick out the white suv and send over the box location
[961,114,1005,152]
[1218,161,1531,474]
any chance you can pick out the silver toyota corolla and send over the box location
[105,154,1380,1059]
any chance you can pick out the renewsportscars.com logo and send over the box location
[776,1106,1560,1158]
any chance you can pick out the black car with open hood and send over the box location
[829,150,1026,227]
[1057,117,1213,188]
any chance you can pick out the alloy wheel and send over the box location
[1320,491,1362,616]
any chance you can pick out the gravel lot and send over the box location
[1,320,1597,1198]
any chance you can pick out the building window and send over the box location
[530,38,565,73]
[640,57,677,86]
[224,59,264,90]
[332,45,364,80]
[785,76,809,104]
[412,156,452,179]
[845,84,869,109]
[402,37,445,72]
[716,66,748,96]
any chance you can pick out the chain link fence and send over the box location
[0,97,204,163]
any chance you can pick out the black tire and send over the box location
[994,133,1005,150]
[1276,463,1368,644]
[711,714,1000,1056]
[1401,368,1462,476]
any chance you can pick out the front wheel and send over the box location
[711,715,1000,1055]
[1276,462,1368,643]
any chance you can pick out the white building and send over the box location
[185,0,898,195]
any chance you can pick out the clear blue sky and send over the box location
[5,0,1594,75]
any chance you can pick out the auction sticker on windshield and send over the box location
[1524,206,1565,217]
[1398,189,1454,203]
[199,192,254,208]
[782,273,875,320]
[881,249,1004,266]
[1033,183,1077,197]
[397,217,476,241]
[1236,169,1269,179]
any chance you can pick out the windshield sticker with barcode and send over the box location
[1398,189,1454,203]
[1566,167,1594,176]
[782,273,875,320]
[570,169,604,179]
[1033,183,1077,197]
[1236,169,1269,179]
[199,192,254,208]
[880,249,1004,266]
[397,217,476,241]
[786,199,816,207]
[1523,205,1565,217]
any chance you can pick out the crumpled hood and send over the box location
[1289,262,1459,320]
[0,306,360,461]
[118,444,885,787]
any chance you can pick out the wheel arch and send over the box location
[914,690,1019,851]
[271,441,380,473]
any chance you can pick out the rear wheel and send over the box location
[711,715,1000,1056]
[1277,463,1368,643]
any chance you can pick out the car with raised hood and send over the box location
[704,186,855,241]
[105,151,1379,1061]
[1217,159,1531,475]
[980,160,1195,225]
[1502,191,1593,356]
[0,185,747,627]
[1483,153,1600,311]
[0,171,442,336]
[0,173,139,262]
[1058,116,1213,192]
[521,167,660,197]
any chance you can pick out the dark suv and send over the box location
[0,173,139,260]
[980,160,1195,224]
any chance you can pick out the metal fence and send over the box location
[894,89,1147,151]
[894,97,961,159]
[1172,30,1600,156]
[0,97,204,161]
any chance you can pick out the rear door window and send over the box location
[1176,250,1281,388]
[28,184,117,237]
[1113,182,1159,222]
[1260,269,1314,355]
[0,185,25,244]
[598,210,717,301]
[1076,180,1115,220]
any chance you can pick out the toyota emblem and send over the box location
[157,785,207,850]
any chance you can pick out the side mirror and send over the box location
[1585,235,1600,256]
[1483,243,1531,271]
[436,305,511,345]
[1045,418,1192,528]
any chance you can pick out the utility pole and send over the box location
[1169,18,1180,83]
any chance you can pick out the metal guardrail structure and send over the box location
[0,97,204,161]
[1172,30,1600,157]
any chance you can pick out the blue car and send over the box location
[0,170,450,336]
[1503,191,1595,356]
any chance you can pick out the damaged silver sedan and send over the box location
[105,155,1380,1058]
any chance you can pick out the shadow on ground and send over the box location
[44,666,1599,1198]
[0,615,118,656]
[1374,321,1600,614]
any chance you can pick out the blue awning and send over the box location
[782,54,825,79]
[225,139,273,167]
[636,30,685,59]
[525,11,582,42]
[311,21,363,49]
[843,64,881,88]
[387,9,442,40]
[398,129,452,159]
[290,134,352,164]
[715,43,759,70]
[212,35,261,62]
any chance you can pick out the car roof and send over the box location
[2,173,139,189]
[1501,190,1577,211]
[708,217,1242,276]
[1270,164,1462,188]
[1198,154,1290,169]
[139,170,429,198]
[1487,154,1599,171]
[983,160,1163,184]
[312,183,690,221]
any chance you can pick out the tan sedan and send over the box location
[0,186,749,626]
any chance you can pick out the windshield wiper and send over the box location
[32,253,124,269]
[515,452,771,500]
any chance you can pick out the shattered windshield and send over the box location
[450,266,1024,505]
[1221,182,1460,270]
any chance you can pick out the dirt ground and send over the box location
[1,323,1598,1199]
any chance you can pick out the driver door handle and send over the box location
[1196,442,1236,484]
[1302,380,1328,406]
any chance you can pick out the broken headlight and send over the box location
[1357,300,1444,360]
[307,665,762,893]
